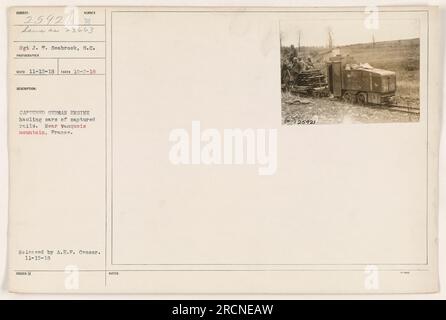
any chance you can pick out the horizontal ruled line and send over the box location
[14,269,431,272]
[14,57,105,59]
[14,40,105,43]
[13,24,105,27]
[15,74,105,76]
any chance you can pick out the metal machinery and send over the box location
[326,55,396,105]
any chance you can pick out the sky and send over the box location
[280,18,420,47]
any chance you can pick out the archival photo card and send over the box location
[7,6,439,294]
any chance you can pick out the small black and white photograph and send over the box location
[280,19,420,124]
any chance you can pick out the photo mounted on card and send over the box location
[7,6,439,294]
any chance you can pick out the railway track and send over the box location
[330,93,420,115]
[384,104,420,114]
[284,89,420,115]
[363,103,420,115]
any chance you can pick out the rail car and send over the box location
[326,55,396,105]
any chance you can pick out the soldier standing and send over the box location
[288,45,297,63]
[290,57,303,83]
[306,57,314,69]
